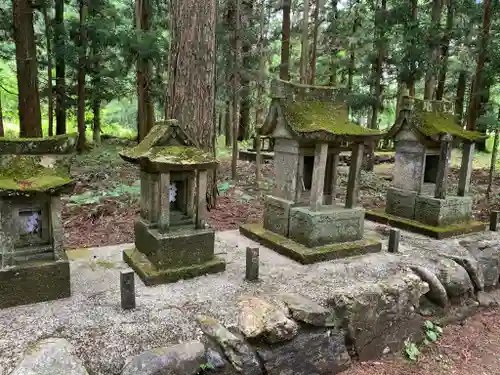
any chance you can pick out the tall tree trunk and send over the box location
[238,0,252,141]
[486,121,499,198]
[347,0,359,94]
[466,0,492,132]
[92,99,101,145]
[167,0,217,198]
[13,0,42,138]
[255,0,267,128]
[137,0,155,142]
[42,3,54,137]
[224,100,231,147]
[434,0,454,100]
[231,0,241,179]
[0,93,4,137]
[455,71,467,124]
[300,0,309,83]
[423,0,443,100]
[328,0,339,85]
[408,0,417,97]
[280,0,291,80]
[54,0,66,135]
[77,0,88,152]
[308,0,321,84]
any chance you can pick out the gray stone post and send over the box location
[158,172,171,232]
[309,143,329,210]
[388,228,400,253]
[120,270,136,310]
[245,247,259,281]
[434,133,453,199]
[345,142,364,209]
[457,141,475,197]
[325,153,340,205]
[196,170,208,229]
[490,211,499,231]
[186,176,195,221]
[50,196,64,255]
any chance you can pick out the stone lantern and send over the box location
[0,134,77,309]
[366,94,486,238]
[240,79,385,264]
[120,120,225,285]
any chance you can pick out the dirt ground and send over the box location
[345,309,500,375]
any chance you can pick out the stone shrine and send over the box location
[120,120,225,285]
[366,94,486,238]
[0,134,77,308]
[240,79,384,264]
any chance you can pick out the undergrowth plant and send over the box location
[404,320,443,362]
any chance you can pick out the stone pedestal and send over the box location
[414,196,473,227]
[263,195,295,237]
[385,187,417,219]
[289,206,364,247]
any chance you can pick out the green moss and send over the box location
[148,146,216,165]
[281,100,384,136]
[415,112,483,141]
[0,133,77,142]
[121,124,171,159]
[95,259,116,269]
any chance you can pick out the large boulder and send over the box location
[120,341,205,375]
[237,296,299,343]
[197,316,263,375]
[275,293,334,326]
[460,240,500,289]
[10,338,88,375]
[326,271,428,361]
[257,330,351,375]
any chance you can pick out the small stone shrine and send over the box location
[0,134,77,309]
[120,120,225,285]
[366,93,486,238]
[240,79,384,264]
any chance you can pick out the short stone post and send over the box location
[245,247,259,281]
[120,270,136,310]
[388,228,400,253]
[434,133,453,199]
[490,211,499,232]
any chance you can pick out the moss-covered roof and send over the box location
[280,100,384,138]
[0,133,78,154]
[0,155,73,193]
[142,146,216,165]
[413,111,483,141]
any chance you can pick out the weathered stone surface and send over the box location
[441,253,484,291]
[326,272,428,361]
[256,330,351,375]
[276,293,334,326]
[288,206,364,247]
[121,341,205,375]
[461,241,500,289]
[414,195,472,227]
[385,187,416,219]
[237,296,299,343]
[11,338,88,375]
[409,265,449,308]
[263,196,294,237]
[476,291,499,308]
[197,316,263,375]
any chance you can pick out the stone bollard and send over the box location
[246,247,259,281]
[490,211,499,232]
[388,228,400,253]
[120,270,136,310]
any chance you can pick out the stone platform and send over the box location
[240,223,382,264]
[365,209,487,239]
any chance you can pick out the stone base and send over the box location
[239,223,382,265]
[289,205,364,247]
[0,257,71,309]
[414,195,473,226]
[263,195,295,237]
[365,209,486,239]
[123,248,226,286]
[385,187,417,219]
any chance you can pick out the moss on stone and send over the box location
[0,133,78,154]
[148,146,216,165]
[413,111,483,141]
[281,100,384,137]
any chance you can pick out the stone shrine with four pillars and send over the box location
[0,134,77,308]
[120,120,225,285]
[366,93,486,238]
[240,79,384,264]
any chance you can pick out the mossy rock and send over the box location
[0,133,78,155]
[0,155,74,193]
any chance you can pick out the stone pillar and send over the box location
[140,171,160,223]
[325,153,340,205]
[434,133,453,199]
[345,142,364,209]
[186,176,195,221]
[457,141,474,197]
[158,172,170,232]
[196,170,208,229]
[50,196,64,256]
[309,142,329,210]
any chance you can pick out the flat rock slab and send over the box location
[10,338,88,375]
[1,224,499,375]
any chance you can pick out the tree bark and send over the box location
[408,0,417,97]
[224,100,231,147]
[231,0,241,179]
[92,98,101,145]
[77,0,88,152]
[434,0,454,100]
[137,0,155,142]
[486,121,499,198]
[42,3,54,137]
[238,0,252,141]
[54,0,66,135]
[328,0,339,85]
[166,0,217,182]
[13,0,42,138]
[0,93,4,137]
[279,0,291,80]
[300,0,309,84]
[455,70,466,124]
[423,0,443,100]
[308,0,321,85]
[466,0,492,131]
